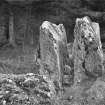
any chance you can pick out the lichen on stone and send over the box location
[73,16,104,85]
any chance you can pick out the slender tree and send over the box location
[9,6,15,47]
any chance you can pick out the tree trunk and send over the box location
[9,9,15,46]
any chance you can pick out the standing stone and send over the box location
[40,21,70,89]
[72,16,104,85]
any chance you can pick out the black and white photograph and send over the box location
[0,0,105,105]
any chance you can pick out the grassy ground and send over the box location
[0,44,40,74]
[0,43,105,105]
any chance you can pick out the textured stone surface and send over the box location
[1,0,105,75]
[73,16,104,85]
[0,17,105,105]
[40,21,70,88]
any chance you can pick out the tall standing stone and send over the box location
[40,21,69,89]
[72,16,104,85]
